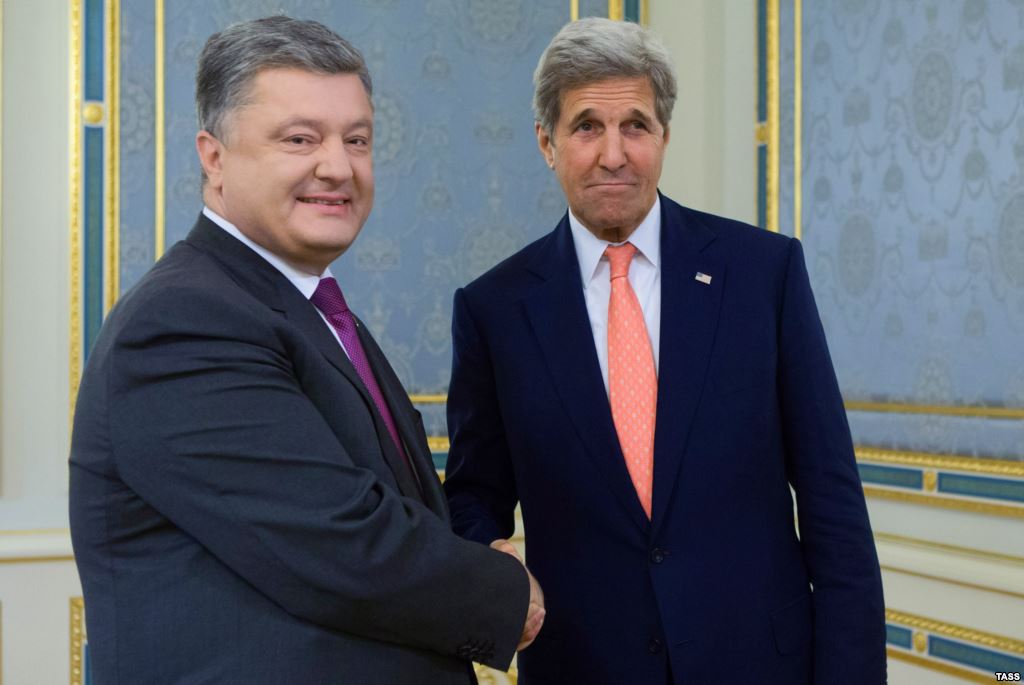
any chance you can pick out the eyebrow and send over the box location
[271,117,374,137]
[565,108,656,130]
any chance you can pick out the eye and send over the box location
[629,121,648,131]
[576,121,594,133]
[285,135,312,145]
[346,136,370,146]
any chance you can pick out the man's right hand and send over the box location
[491,538,545,651]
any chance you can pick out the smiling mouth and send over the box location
[298,198,349,206]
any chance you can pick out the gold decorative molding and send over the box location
[409,394,447,404]
[70,597,85,685]
[856,446,1024,478]
[792,0,802,241]
[880,564,1024,601]
[0,554,74,565]
[863,486,1024,519]
[426,436,449,452]
[886,608,1024,655]
[473,664,518,684]
[846,400,1024,419]
[912,630,926,653]
[154,0,165,259]
[570,0,578,22]
[886,648,994,685]
[104,0,120,313]
[607,0,623,21]
[82,102,104,124]
[765,0,779,233]
[923,470,937,492]
[874,531,1024,566]
[69,0,83,427]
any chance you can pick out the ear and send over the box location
[662,123,670,147]
[196,130,225,190]
[536,122,555,169]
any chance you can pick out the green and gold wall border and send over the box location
[886,608,1024,683]
[846,401,1024,420]
[69,0,120,421]
[70,597,86,685]
[857,447,1024,519]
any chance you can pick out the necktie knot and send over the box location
[605,242,638,281]
[310,277,350,317]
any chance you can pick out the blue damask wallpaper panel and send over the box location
[120,1,570,400]
[792,0,1024,457]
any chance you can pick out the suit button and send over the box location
[650,548,665,564]
[648,638,663,654]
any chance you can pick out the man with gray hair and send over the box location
[445,17,886,684]
[70,16,542,684]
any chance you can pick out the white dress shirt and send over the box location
[202,206,349,354]
[568,197,662,396]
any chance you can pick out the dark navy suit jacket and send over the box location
[70,214,528,684]
[444,194,886,684]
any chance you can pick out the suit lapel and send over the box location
[651,198,724,531]
[522,219,650,534]
[355,320,447,515]
[185,215,425,503]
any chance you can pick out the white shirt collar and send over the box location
[202,206,330,299]
[568,195,661,286]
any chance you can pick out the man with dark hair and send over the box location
[70,16,541,684]
[445,17,886,685]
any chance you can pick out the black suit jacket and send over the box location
[70,214,528,684]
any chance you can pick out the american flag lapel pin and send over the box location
[695,272,712,285]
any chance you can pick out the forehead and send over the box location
[557,76,656,122]
[235,67,372,123]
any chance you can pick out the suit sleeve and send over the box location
[108,285,529,670]
[443,287,520,546]
[776,240,887,684]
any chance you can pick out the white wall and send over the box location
[0,2,80,684]
[648,0,756,225]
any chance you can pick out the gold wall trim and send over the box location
[875,531,1024,566]
[792,0,802,241]
[886,608,1024,655]
[154,0,165,259]
[765,0,779,232]
[863,486,1024,519]
[427,436,449,452]
[608,0,623,21]
[70,597,85,685]
[856,446,1024,478]
[640,0,648,26]
[69,0,83,426]
[0,527,71,536]
[881,564,1024,601]
[0,554,74,565]
[409,393,447,404]
[104,0,120,312]
[886,648,994,685]
[570,0,578,21]
[846,400,1024,419]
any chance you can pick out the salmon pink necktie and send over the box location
[605,242,656,518]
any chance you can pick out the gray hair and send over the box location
[533,17,677,135]
[196,15,371,140]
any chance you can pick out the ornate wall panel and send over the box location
[763,1,1024,461]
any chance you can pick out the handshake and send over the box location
[490,539,546,651]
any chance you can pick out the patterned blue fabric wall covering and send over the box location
[119,1,570,399]
[772,1,1024,458]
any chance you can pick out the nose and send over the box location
[314,137,354,184]
[598,130,627,172]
